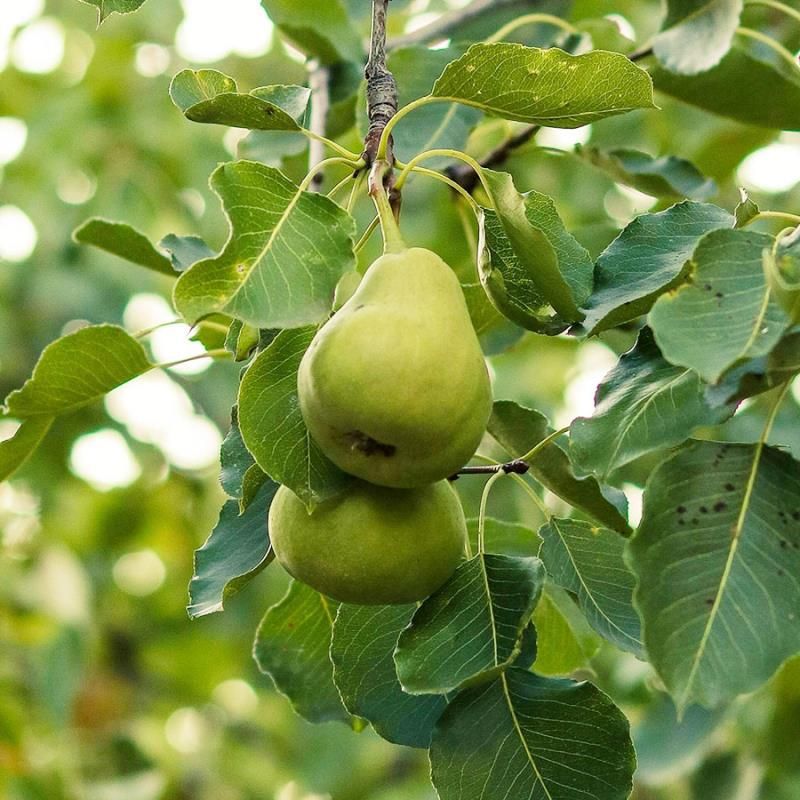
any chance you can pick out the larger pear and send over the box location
[298,247,492,488]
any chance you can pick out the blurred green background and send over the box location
[2,1,800,798]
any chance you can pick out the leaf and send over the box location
[734,188,760,228]
[653,0,743,75]
[394,554,545,694]
[331,604,447,748]
[652,44,800,131]
[253,580,350,724]
[159,234,215,273]
[187,480,277,619]
[466,517,541,558]
[169,70,304,131]
[628,440,800,709]
[0,417,54,482]
[570,329,732,478]
[430,668,636,800]
[650,229,789,383]
[4,325,152,418]
[238,327,351,507]
[79,0,147,23]
[575,146,716,200]
[73,219,175,277]
[430,43,655,127]
[488,401,631,534]
[540,518,643,657]
[261,0,363,65]
[581,201,733,334]
[478,180,593,333]
[764,226,800,322]
[532,583,601,676]
[219,409,256,499]
[174,161,356,328]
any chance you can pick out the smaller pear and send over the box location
[298,247,492,488]
[268,480,466,605]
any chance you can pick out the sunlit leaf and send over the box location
[0,417,54,482]
[431,43,655,127]
[174,161,356,328]
[79,0,148,23]
[4,325,152,418]
[395,554,545,694]
[430,668,636,800]
[628,440,800,709]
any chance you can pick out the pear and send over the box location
[298,247,492,488]
[269,480,467,605]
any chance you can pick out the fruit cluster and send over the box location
[269,246,493,604]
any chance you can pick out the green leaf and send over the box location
[628,440,800,709]
[394,554,545,694]
[238,327,351,507]
[650,229,789,383]
[430,43,655,127]
[478,179,593,333]
[734,188,760,228]
[261,0,363,65]
[79,0,147,23]
[652,44,800,131]
[169,70,304,131]
[219,409,256,499]
[0,417,54,482]
[331,604,447,747]
[571,329,731,478]
[540,518,643,656]
[73,218,175,277]
[159,234,215,273]
[466,517,541,558]
[764,226,800,322]
[575,146,716,200]
[253,580,350,724]
[581,201,733,334]
[488,401,631,534]
[430,668,636,800]
[187,480,277,619]
[4,325,152,418]
[174,161,356,328]
[653,0,743,75]
[532,583,601,676]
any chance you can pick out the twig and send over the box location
[446,125,540,192]
[363,0,398,167]
[628,46,654,62]
[307,60,330,190]
[449,460,530,480]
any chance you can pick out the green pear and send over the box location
[298,247,492,488]
[269,480,467,605]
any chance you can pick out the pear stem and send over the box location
[449,460,530,480]
[369,160,405,254]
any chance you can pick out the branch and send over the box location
[307,59,331,190]
[449,460,530,480]
[363,0,398,167]
[445,124,540,192]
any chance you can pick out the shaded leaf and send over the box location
[540,518,643,656]
[478,179,593,333]
[734,187,760,228]
[650,229,789,383]
[174,161,356,328]
[159,234,215,273]
[576,146,716,200]
[466,517,541,558]
[653,0,743,75]
[187,480,277,618]
[532,583,600,676]
[764,226,800,322]
[219,409,256,499]
[628,440,800,709]
[331,604,447,748]
[431,43,655,127]
[430,668,636,800]
[395,554,545,694]
[652,44,800,131]
[238,327,351,507]
[0,417,54,482]
[4,325,152,418]
[253,580,350,724]
[581,201,733,334]
[73,218,174,277]
[488,401,631,534]
[571,329,731,478]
